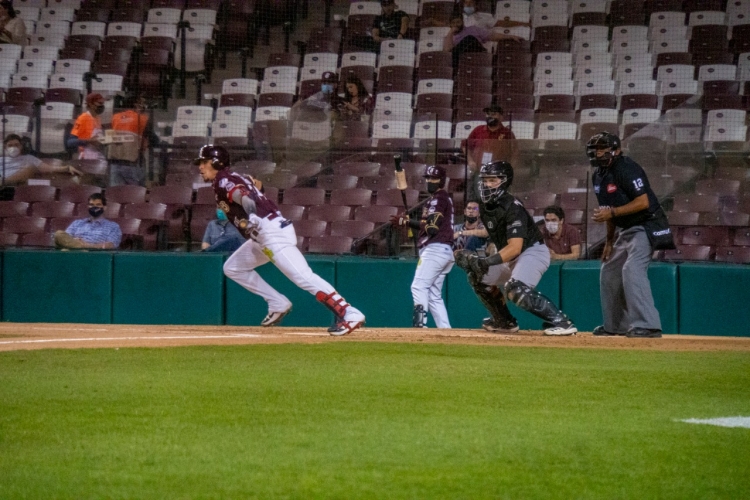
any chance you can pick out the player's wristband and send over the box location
[485,253,503,266]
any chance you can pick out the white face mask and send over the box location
[464,6,475,14]
[5,146,20,158]
[545,221,559,235]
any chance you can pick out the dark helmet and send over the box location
[586,132,621,169]
[193,144,231,169]
[478,161,513,204]
[423,164,446,188]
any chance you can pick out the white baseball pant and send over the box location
[223,218,363,321]
[411,243,455,328]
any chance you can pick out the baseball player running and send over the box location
[454,160,577,336]
[195,145,365,335]
[391,165,455,328]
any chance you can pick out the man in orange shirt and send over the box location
[67,93,107,161]
[108,96,155,186]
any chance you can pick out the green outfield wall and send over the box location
[2,249,748,336]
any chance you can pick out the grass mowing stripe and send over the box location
[0,343,748,499]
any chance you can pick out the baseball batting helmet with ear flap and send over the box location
[193,144,231,169]
[478,160,514,204]
[423,165,447,187]
[586,132,621,169]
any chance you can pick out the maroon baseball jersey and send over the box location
[418,189,454,248]
[212,169,283,240]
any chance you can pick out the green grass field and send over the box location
[1,343,749,499]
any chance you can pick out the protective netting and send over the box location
[0,0,748,259]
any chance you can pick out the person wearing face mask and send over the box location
[54,193,122,250]
[0,0,27,45]
[588,132,674,338]
[1,134,82,185]
[390,165,455,328]
[295,71,343,122]
[454,160,577,336]
[67,93,107,161]
[540,206,581,261]
[201,208,245,253]
[443,14,523,68]
[452,200,489,255]
[108,96,158,186]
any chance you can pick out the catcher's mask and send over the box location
[193,144,231,170]
[478,160,514,204]
[586,132,621,169]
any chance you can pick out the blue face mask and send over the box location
[321,84,334,94]
[216,209,227,221]
[463,6,475,14]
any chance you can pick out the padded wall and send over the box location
[560,260,678,334]
[335,256,417,327]
[3,249,113,323]
[112,253,224,325]
[446,262,562,330]
[225,255,336,327]
[678,263,750,336]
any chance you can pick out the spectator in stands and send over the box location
[540,206,581,261]
[352,0,410,52]
[1,134,82,185]
[453,200,489,254]
[461,0,530,29]
[338,75,374,122]
[0,1,27,45]
[202,208,244,253]
[443,14,523,67]
[295,71,343,122]
[54,193,122,250]
[108,96,158,187]
[67,93,107,161]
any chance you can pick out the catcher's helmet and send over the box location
[193,144,231,169]
[478,161,513,204]
[586,132,621,169]
[423,165,446,187]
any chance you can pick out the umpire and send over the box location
[588,132,675,338]
[455,160,577,336]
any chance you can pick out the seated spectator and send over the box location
[293,71,343,123]
[461,0,530,29]
[453,200,489,254]
[1,134,82,185]
[54,193,122,250]
[202,208,244,252]
[541,205,581,261]
[0,1,27,45]
[338,75,374,122]
[443,14,523,67]
[352,0,410,52]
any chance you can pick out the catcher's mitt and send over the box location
[454,250,490,278]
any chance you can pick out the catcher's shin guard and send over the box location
[468,272,517,328]
[413,304,427,328]
[503,279,571,326]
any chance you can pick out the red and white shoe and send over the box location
[329,310,365,336]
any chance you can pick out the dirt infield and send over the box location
[0,323,748,352]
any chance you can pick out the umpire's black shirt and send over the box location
[479,191,544,253]
[592,155,661,230]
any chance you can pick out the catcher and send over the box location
[454,160,577,336]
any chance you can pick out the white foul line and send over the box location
[0,334,266,345]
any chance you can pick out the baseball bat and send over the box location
[394,154,419,257]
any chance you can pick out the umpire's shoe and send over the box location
[626,327,662,338]
[592,325,624,337]
[482,317,520,334]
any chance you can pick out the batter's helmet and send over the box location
[478,161,513,204]
[423,165,446,188]
[586,132,621,169]
[193,144,231,169]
